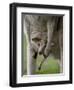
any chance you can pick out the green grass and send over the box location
[36,55,60,74]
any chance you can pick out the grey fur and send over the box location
[23,14,63,74]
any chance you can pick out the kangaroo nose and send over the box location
[38,43,40,46]
[39,51,42,55]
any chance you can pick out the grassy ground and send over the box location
[36,55,60,74]
[23,34,60,75]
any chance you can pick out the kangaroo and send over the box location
[23,14,63,74]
